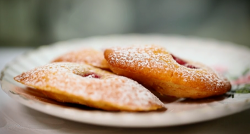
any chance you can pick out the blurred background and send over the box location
[0,0,250,47]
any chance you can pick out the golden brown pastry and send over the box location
[53,48,109,69]
[14,62,164,111]
[104,45,231,99]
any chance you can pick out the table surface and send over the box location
[0,48,250,134]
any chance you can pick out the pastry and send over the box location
[14,62,164,111]
[53,48,109,69]
[104,45,231,99]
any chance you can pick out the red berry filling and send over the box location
[82,72,101,78]
[186,64,198,69]
[171,54,187,65]
[171,54,198,69]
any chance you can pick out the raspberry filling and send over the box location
[171,54,198,69]
[82,72,101,78]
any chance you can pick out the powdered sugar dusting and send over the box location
[105,45,230,95]
[14,62,164,111]
[53,48,109,69]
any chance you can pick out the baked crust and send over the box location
[104,45,231,99]
[14,62,164,111]
[53,48,109,69]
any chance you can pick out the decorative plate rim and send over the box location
[1,34,250,127]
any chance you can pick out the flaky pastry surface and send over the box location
[53,48,109,69]
[14,62,164,111]
[104,45,231,99]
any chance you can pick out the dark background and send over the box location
[1,0,250,47]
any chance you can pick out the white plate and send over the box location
[1,34,250,127]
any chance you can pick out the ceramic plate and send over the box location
[1,34,250,127]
